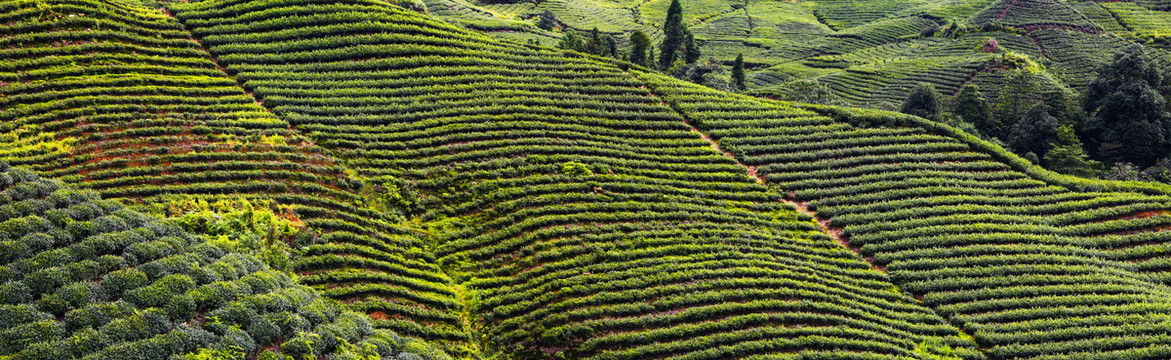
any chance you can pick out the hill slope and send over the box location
[169,0,983,358]
[5,0,1171,359]
[0,0,468,350]
[0,163,449,360]
[425,0,1171,108]
[642,73,1171,359]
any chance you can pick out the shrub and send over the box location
[560,162,593,177]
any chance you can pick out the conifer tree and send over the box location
[630,31,651,67]
[656,0,700,69]
[683,26,700,63]
[660,0,685,69]
[1045,125,1101,177]
[731,53,746,91]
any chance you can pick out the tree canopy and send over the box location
[1083,46,1171,167]
[900,83,944,120]
[732,53,746,91]
[1007,102,1060,158]
[952,84,994,132]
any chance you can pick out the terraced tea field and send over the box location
[426,0,1171,109]
[5,0,1171,359]
[643,74,1171,359]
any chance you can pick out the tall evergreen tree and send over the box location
[666,0,683,28]
[604,34,618,58]
[660,0,686,69]
[683,26,700,63]
[630,31,651,67]
[731,53,746,91]
[586,27,603,55]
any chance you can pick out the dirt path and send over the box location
[999,0,1019,20]
[666,95,994,352]
[161,7,264,108]
[677,116,882,271]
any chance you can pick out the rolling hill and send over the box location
[425,0,1171,109]
[4,0,1171,359]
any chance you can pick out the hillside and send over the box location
[0,164,449,359]
[4,0,1171,359]
[425,0,1171,108]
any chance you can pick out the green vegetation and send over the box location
[951,85,993,132]
[643,72,1171,360]
[419,0,1171,180]
[0,0,466,353]
[0,164,447,360]
[900,83,945,121]
[7,0,1171,359]
[165,1,981,358]
[628,30,653,68]
[1084,46,1171,168]
[1045,125,1101,178]
[660,0,689,69]
[732,53,746,91]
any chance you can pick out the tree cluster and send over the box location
[553,0,750,91]
[900,46,1171,183]
[557,27,618,59]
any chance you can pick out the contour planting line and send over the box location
[630,70,989,355]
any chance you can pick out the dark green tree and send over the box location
[1042,89,1084,125]
[900,83,943,120]
[1007,102,1060,157]
[557,29,583,52]
[1044,125,1101,177]
[604,34,618,58]
[731,53,746,91]
[951,84,994,132]
[660,0,686,69]
[666,0,683,29]
[585,27,603,55]
[683,26,700,63]
[996,70,1040,133]
[1083,46,1171,167]
[536,9,558,30]
[629,31,651,67]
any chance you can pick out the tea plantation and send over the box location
[430,0,1171,109]
[4,0,1171,359]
